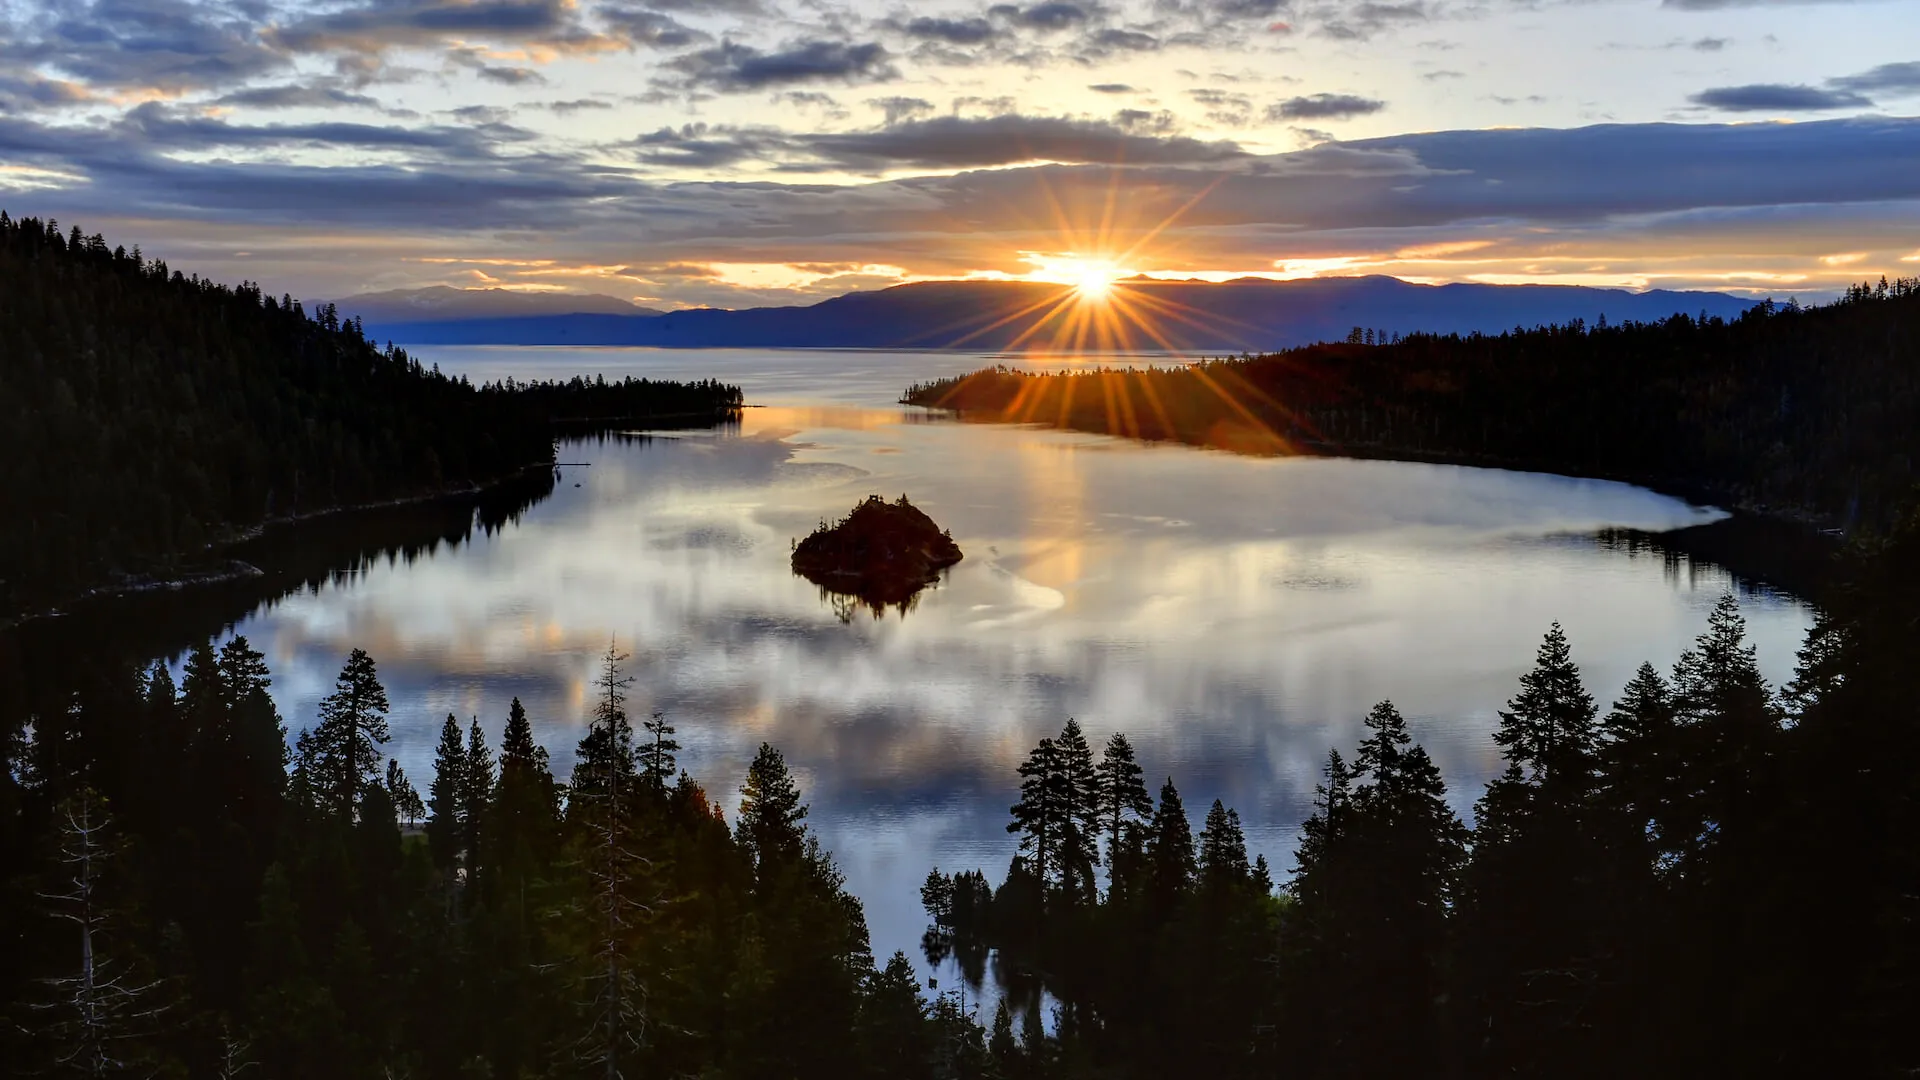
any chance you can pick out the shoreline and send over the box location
[4,406,744,631]
[6,405,1841,633]
[907,403,1845,601]
[1,461,558,631]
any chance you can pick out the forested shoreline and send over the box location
[904,281,1920,532]
[0,212,741,618]
[4,520,1919,1077]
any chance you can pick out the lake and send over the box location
[180,347,1820,977]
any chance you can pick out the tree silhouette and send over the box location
[298,650,390,820]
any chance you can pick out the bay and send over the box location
[189,346,1816,976]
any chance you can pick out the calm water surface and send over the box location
[220,346,1815,975]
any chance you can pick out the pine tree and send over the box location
[427,714,467,873]
[569,641,651,1080]
[1351,701,1465,907]
[1291,749,1353,909]
[463,718,494,886]
[1197,799,1250,891]
[1093,732,1151,872]
[738,742,808,876]
[176,641,223,769]
[638,711,678,790]
[860,952,931,1078]
[211,635,286,844]
[385,760,425,827]
[1496,623,1600,797]
[500,697,538,776]
[217,636,271,704]
[493,696,559,889]
[304,650,390,820]
[1347,701,1467,1074]
[1007,735,1065,895]
[1599,662,1679,859]
[988,1000,1018,1074]
[572,643,637,808]
[1054,720,1100,904]
[1143,778,1195,918]
[1667,594,1780,868]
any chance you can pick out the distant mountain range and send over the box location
[335,285,657,324]
[345,277,1757,352]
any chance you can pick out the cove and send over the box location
[11,347,1818,979]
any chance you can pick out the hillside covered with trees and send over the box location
[0,212,740,616]
[4,520,1920,1077]
[905,280,1920,530]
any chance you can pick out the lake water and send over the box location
[208,346,1815,977]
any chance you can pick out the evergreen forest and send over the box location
[904,280,1920,530]
[0,212,741,616]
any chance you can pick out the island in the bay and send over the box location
[791,495,963,618]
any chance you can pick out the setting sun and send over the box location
[1022,253,1134,299]
[1072,261,1119,299]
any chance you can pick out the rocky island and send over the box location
[792,495,963,617]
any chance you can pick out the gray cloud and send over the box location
[1269,93,1386,119]
[992,2,1100,30]
[952,95,1019,116]
[890,15,1002,44]
[798,113,1246,169]
[1189,88,1254,126]
[1155,0,1290,21]
[775,91,847,115]
[1831,62,1920,96]
[1083,27,1161,54]
[666,40,899,93]
[869,96,937,124]
[634,122,791,168]
[543,97,615,114]
[1089,83,1136,93]
[1691,36,1729,51]
[1318,0,1426,40]
[1690,84,1872,111]
[270,0,591,55]
[1,0,287,92]
[1113,108,1180,134]
[596,7,710,48]
[627,111,1248,171]
[0,72,93,110]
[212,83,385,110]
[477,65,546,85]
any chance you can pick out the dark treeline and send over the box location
[1,638,963,1078]
[904,280,1920,530]
[6,521,1920,1077]
[921,517,1920,1078]
[0,212,740,615]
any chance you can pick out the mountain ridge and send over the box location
[352,275,1757,351]
[335,285,657,323]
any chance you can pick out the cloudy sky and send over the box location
[2,0,1917,309]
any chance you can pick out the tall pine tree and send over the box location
[298,650,390,820]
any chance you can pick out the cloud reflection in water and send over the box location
[229,392,1814,974]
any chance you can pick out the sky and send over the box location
[1,0,1918,309]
